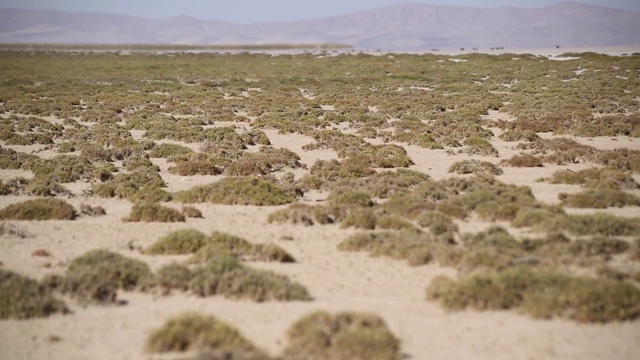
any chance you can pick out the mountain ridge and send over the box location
[1,2,639,50]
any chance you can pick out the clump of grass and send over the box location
[426,267,640,322]
[416,211,458,236]
[174,177,296,205]
[448,160,503,176]
[0,198,76,220]
[375,215,419,231]
[149,143,193,158]
[0,269,68,319]
[184,256,311,301]
[145,312,268,358]
[145,229,208,255]
[190,232,295,263]
[548,167,639,190]
[267,203,345,226]
[501,153,543,167]
[182,206,203,218]
[124,202,185,222]
[339,230,435,266]
[340,208,377,230]
[461,137,498,157]
[50,249,153,303]
[569,237,630,257]
[559,189,640,208]
[283,311,401,360]
[555,213,640,237]
[92,167,166,201]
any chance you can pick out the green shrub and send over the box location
[145,229,208,255]
[58,249,153,303]
[416,211,458,235]
[462,137,498,157]
[145,312,268,358]
[448,160,503,176]
[188,257,311,301]
[190,232,295,263]
[267,203,345,226]
[283,311,401,360]
[339,230,434,266]
[0,198,76,220]
[557,213,640,236]
[549,168,639,190]
[0,269,68,319]
[149,143,193,158]
[426,267,640,322]
[92,167,166,201]
[174,177,296,205]
[501,154,543,167]
[559,189,640,208]
[124,202,185,222]
[340,208,377,230]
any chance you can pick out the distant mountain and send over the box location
[1,2,639,50]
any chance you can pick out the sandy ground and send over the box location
[1,124,640,360]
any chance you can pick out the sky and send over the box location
[1,0,638,23]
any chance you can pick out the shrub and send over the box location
[559,189,640,208]
[92,167,166,201]
[188,257,311,301]
[416,211,458,235]
[174,177,296,206]
[124,202,185,222]
[0,198,76,220]
[0,269,68,319]
[267,203,345,226]
[426,267,640,322]
[145,229,208,255]
[169,160,223,176]
[190,232,295,263]
[462,137,498,157]
[182,206,203,218]
[145,312,268,358]
[340,208,377,230]
[283,311,401,360]
[57,249,153,303]
[558,213,640,237]
[548,168,639,190]
[339,231,435,266]
[501,154,543,167]
[448,160,503,176]
[149,143,193,158]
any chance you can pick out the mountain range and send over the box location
[1,2,639,51]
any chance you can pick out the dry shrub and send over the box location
[174,177,296,206]
[0,198,76,220]
[448,160,503,176]
[501,154,543,167]
[124,202,185,222]
[426,267,640,322]
[559,189,640,208]
[145,312,269,358]
[283,311,401,360]
[0,269,68,319]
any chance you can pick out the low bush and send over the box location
[145,229,208,255]
[426,267,640,322]
[190,232,295,263]
[0,269,68,319]
[339,230,435,266]
[549,168,639,190]
[186,256,311,301]
[461,137,498,157]
[283,311,401,360]
[559,189,640,208]
[501,154,543,167]
[51,249,153,303]
[182,206,203,218]
[0,198,76,220]
[149,143,193,158]
[145,312,268,358]
[174,177,296,206]
[448,160,503,176]
[124,202,185,222]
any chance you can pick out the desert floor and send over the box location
[1,47,640,360]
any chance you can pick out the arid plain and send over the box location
[1,47,639,360]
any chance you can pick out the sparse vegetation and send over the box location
[145,312,269,358]
[174,177,296,205]
[0,269,68,319]
[283,311,401,360]
[124,202,185,222]
[426,267,640,322]
[0,198,76,220]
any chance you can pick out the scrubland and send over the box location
[1,49,639,360]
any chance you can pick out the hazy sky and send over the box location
[1,0,638,23]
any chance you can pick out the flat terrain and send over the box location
[0,48,639,360]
